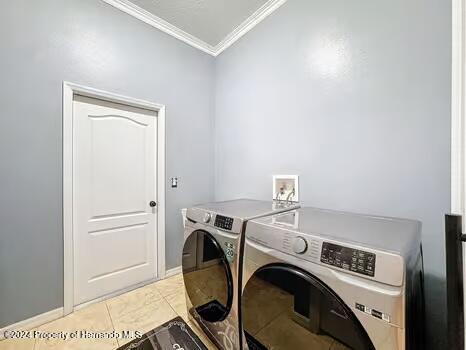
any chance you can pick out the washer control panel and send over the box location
[214,215,234,230]
[321,242,376,277]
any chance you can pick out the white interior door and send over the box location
[73,95,157,306]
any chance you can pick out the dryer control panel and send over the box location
[214,215,234,230]
[245,220,405,286]
[321,242,376,277]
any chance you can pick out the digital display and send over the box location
[214,215,233,230]
[321,242,375,277]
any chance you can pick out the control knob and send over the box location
[292,236,308,254]
[203,212,212,223]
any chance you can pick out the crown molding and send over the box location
[101,0,216,55]
[101,0,288,57]
[214,0,288,56]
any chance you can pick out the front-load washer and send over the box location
[241,207,424,350]
[182,199,300,350]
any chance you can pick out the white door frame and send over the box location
[452,0,465,217]
[452,0,466,345]
[63,81,166,315]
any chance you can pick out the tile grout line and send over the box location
[158,285,183,319]
[163,294,179,318]
[104,302,120,348]
[153,274,185,300]
[152,275,188,320]
[105,302,117,331]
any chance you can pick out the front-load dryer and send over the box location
[241,207,424,350]
[182,199,299,350]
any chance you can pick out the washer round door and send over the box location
[242,264,375,350]
[182,229,233,323]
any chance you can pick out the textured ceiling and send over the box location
[127,0,270,46]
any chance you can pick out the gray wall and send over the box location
[0,0,453,346]
[215,0,451,348]
[0,0,215,327]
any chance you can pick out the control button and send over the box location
[355,303,365,312]
[292,236,308,254]
[203,212,212,223]
[371,309,383,319]
[321,243,376,277]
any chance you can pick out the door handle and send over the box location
[150,201,157,207]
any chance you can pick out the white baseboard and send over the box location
[0,307,64,340]
[165,266,182,277]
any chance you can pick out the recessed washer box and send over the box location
[273,175,299,202]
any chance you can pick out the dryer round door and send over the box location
[182,230,233,323]
[242,264,375,350]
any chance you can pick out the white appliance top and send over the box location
[250,207,421,257]
[192,199,299,220]
[186,199,300,234]
[246,207,421,286]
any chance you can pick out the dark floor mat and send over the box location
[245,331,268,350]
[116,316,207,350]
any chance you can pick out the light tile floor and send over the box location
[0,274,216,350]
